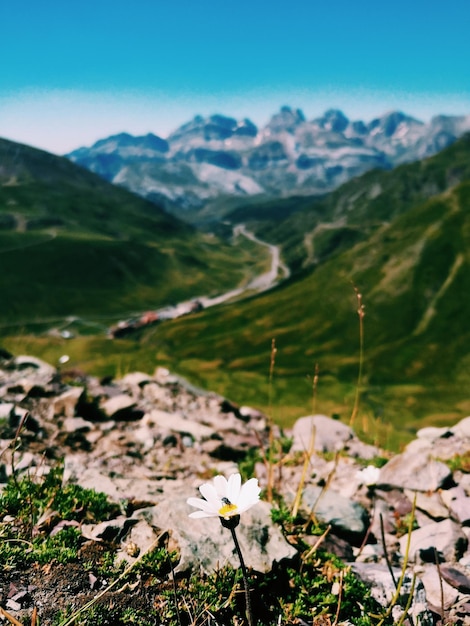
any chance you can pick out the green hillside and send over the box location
[139,175,470,447]
[0,138,270,326]
[227,133,470,272]
[3,136,470,450]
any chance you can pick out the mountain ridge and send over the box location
[67,107,470,217]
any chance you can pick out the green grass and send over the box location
[229,133,470,273]
[0,228,271,326]
[0,462,389,625]
[0,137,272,327]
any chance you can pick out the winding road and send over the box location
[0,224,290,335]
[197,224,290,309]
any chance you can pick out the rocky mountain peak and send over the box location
[168,113,254,144]
[368,110,423,138]
[314,108,350,132]
[266,105,306,134]
[66,107,470,212]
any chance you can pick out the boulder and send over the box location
[101,394,143,421]
[405,489,449,521]
[133,497,297,574]
[52,386,84,418]
[417,564,461,611]
[350,562,434,625]
[400,519,468,563]
[378,452,452,491]
[292,414,353,453]
[440,485,470,525]
[299,486,369,544]
[451,416,470,438]
[145,408,215,441]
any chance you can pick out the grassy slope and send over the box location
[227,134,470,272]
[3,137,470,450]
[12,178,469,450]
[0,138,271,326]
[142,178,470,446]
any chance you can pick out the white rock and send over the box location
[418,564,460,610]
[378,452,452,491]
[101,394,136,417]
[292,414,353,453]
[417,426,451,440]
[0,403,14,419]
[404,489,449,520]
[146,409,214,441]
[400,518,468,563]
[62,416,93,432]
[452,416,470,438]
[53,386,84,418]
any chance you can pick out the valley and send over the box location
[1,132,470,450]
[107,224,290,337]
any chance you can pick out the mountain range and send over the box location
[67,107,470,218]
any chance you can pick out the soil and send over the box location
[0,540,166,625]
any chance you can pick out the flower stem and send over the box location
[230,526,255,626]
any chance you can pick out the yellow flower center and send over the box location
[219,502,238,517]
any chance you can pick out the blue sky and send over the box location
[1,0,469,154]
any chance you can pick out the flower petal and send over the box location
[186,496,218,515]
[212,475,229,498]
[199,483,221,508]
[227,473,242,504]
[237,478,261,513]
[189,509,218,518]
[187,473,261,520]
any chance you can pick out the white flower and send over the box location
[355,465,381,487]
[187,473,261,520]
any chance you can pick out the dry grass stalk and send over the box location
[349,285,365,428]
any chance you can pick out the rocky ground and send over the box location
[0,351,469,625]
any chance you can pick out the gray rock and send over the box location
[417,564,460,611]
[52,386,84,418]
[416,426,452,440]
[292,414,353,453]
[404,489,449,520]
[400,519,468,563]
[120,371,152,388]
[146,408,215,441]
[300,486,369,543]
[440,486,470,525]
[101,394,142,420]
[116,519,161,563]
[378,452,452,491]
[14,355,56,378]
[0,402,15,419]
[351,562,434,625]
[62,416,94,433]
[134,497,297,574]
[440,563,470,593]
[67,468,163,502]
[81,516,137,543]
[451,416,470,438]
